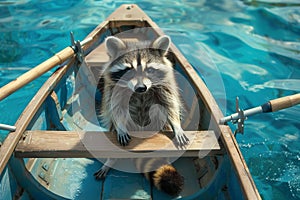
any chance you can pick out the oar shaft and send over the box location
[220,93,300,124]
[0,47,75,101]
[0,124,16,132]
[219,106,263,124]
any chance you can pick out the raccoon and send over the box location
[135,158,184,197]
[94,35,189,181]
[99,35,189,146]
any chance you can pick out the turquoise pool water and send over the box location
[0,0,299,199]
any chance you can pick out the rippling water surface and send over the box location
[0,0,299,199]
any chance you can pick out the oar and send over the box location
[0,34,92,101]
[0,124,16,132]
[220,93,300,124]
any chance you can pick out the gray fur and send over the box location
[94,35,189,180]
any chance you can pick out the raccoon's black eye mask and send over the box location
[110,67,135,82]
[111,65,158,81]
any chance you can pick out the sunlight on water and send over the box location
[264,79,300,91]
[0,0,299,199]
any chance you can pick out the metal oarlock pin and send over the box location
[70,32,93,63]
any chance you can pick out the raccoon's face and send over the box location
[104,35,173,93]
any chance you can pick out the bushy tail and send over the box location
[135,158,184,196]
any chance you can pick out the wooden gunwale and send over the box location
[218,125,260,199]
[0,62,73,175]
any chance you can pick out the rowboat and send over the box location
[0,4,261,200]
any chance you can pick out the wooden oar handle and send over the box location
[269,93,300,112]
[0,47,75,101]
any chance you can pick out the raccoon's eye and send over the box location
[146,67,156,74]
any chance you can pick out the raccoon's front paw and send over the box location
[94,166,110,180]
[175,128,189,146]
[117,130,131,146]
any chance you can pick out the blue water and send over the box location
[0,0,299,199]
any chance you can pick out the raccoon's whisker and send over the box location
[103,80,128,88]
[151,80,167,86]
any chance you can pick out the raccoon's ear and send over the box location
[105,36,126,58]
[151,35,171,55]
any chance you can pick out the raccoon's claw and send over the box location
[117,132,131,146]
[176,134,189,146]
[94,167,108,180]
[175,130,189,146]
[94,159,116,180]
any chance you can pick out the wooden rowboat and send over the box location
[0,4,261,200]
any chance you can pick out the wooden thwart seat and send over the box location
[15,130,221,158]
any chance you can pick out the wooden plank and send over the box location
[85,42,109,67]
[15,130,221,158]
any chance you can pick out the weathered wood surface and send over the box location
[15,130,221,158]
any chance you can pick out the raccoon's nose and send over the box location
[134,84,147,93]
